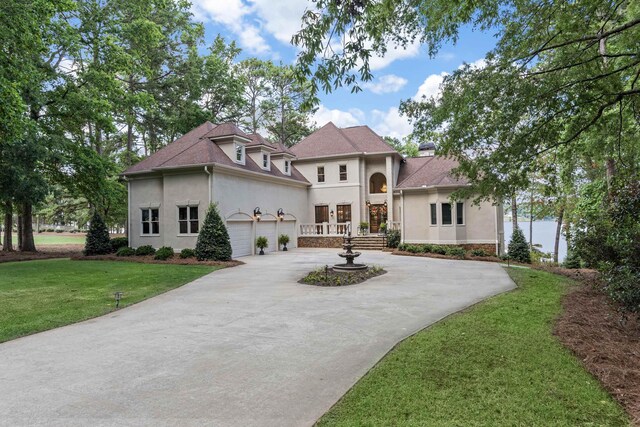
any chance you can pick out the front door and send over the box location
[369,204,387,233]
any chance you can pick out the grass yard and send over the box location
[0,259,219,343]
[34,233,86,245]
[318,268,630,426]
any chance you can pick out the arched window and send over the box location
[369,173,387,193]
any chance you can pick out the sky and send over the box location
[190,0,498,139]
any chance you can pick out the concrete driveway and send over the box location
[0,249,514,427]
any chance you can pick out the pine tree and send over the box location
[195,204,232,261]
[84,210,111,255]
[508,226,531,263]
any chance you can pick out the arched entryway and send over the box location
[369,173,387,193]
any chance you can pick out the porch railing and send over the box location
[300,222,349,236]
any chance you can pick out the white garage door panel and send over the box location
[257,221,277,253]
[280,221,297,249]
[227,221,252,258]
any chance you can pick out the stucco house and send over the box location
[123,121,504,257]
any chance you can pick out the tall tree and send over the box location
[238,58,274,133]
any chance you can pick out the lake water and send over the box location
[504,221,567,261]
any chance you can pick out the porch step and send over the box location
[349,235,387,250]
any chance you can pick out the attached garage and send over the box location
[280,220,297,249]
[227,221,252,258]
[257,221,277,253]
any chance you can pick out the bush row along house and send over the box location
[123,121,504,257]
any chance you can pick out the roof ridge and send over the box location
[398,157,435,186]
[156,138,207,168]
[334,124,361,152]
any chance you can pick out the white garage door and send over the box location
[227,221,252,258]
[257,221,277,253]
[280,221,297,249]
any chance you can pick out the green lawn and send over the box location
[34,234,86,245]
[0,259,219,343]
[318,268,629,426]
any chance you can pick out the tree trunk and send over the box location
[511,195,518,231]
[529,189,534,250]
[17,213,23,251]
[606,158,616,189]
[554,206,564,264]
[21,202,36,252]
[2,201,13,251]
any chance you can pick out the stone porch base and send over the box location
[297,236,343,248]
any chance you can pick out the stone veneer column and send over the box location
[385,155,394,223]
[359,157,366,228]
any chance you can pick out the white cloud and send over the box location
[369,40,421,71]
[190,0,271,55]
[312,105,365,128]
[370,107,413,139]
[414,72,448,101]
[362,74,408,94]
[460,58,487,70]
[250,0,312,44]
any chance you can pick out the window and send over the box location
[178,206,199,234]
[339,164,347,181]
[336,204,352,223]
[369,173,387,193]
[141,208,159,235]
[284,160,291,175]
[234,143,245,164]
[261,152,270,170]
[456,202,464,225]
[315,205,329,223]
[441,203,452,225]
[317,166,325,183]
[430,203,437,225]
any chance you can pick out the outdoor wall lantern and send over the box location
[277,208,285,221]
[330,209,335,217]
[383,200,388,207]
[253,207,262,221]
[366,200,371,207]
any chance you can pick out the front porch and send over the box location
[297,221,400,249]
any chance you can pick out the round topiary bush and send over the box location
[135,245,156,256]
[179,248,196,259]
[84,211,111,255]
[256,236,268,255]
[154,246,174,260]
[195,204,232,261]
[508,226,531,263]
[116,247,136,257]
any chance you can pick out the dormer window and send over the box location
[284,160,291,176]
[261,152,270,170]
[234,143,245,164]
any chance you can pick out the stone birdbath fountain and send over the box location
[333,225,368,271]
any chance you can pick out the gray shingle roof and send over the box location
[396,156,469,188]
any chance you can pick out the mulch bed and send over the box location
[0,245,83,263]
[74,254,243,268]
[299,266,387,287]
[392,249,506,264]
[545,266,640,425]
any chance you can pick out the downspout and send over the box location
[204,166,212,205]
[400,190,405,244]
[124,176,131,242]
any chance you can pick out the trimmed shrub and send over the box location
[110,237,129,253]
[256,236,268,254]
[55,229,63,233]
[508,226,531,263]
[195,204,232,261]
[135,245,156,256]
[278,234,290,250]
[179,248,196,259]
[116,247,136,257]
[471,248,489,257]
[386,229,400,248]
[84,211,111,255]
[431,245,447,255]
[154,246,174,260]
[445,246,466,258]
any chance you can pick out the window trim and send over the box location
[234,142,246,165]
[140,207,160,236]
[283,159,291,176]
[261,151,271,171]
[317,165,325,183]
[177,205,200,235]
[429,203,437,226]
[339,164,348,181]
[441,202,453,226]
[456,202,465,226]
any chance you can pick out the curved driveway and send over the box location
[0,249,514,427]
